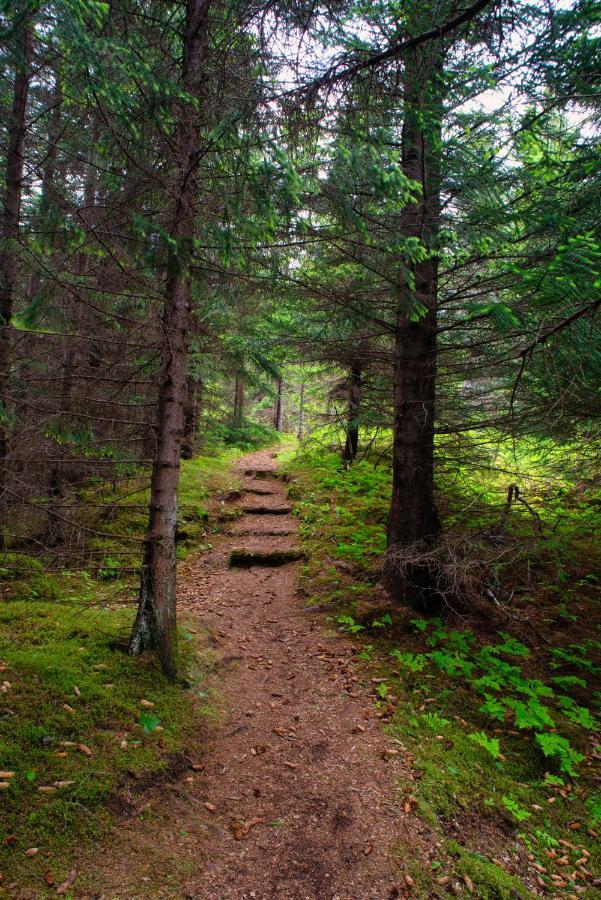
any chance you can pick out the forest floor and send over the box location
[84,446,432,899]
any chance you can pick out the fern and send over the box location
[371,612,393,628]
[535,732,584,776]
[479,694,507,723]
[502,795,531,822]
[335,614,364,634]
[534,829,559,848]
[558,695,598,729]
[506,698,555,730]
[469,731,500,759]
[390,649,427,672]
[551,675,587,691]
[432,650,475,678]
[490,634,530,658]
[550,646,597,673]
[473,674,506,693]
[421,711,451,729]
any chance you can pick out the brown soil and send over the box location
[85,448,437,899]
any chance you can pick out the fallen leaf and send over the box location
[463,874,474,893]
[204,802,217,813]
[63,704,75,714]
[37,786,57,794]
[0,772,14,779]
[53,781,74,789]
[405,874,414,887]
[363,844,373,856]
[44,871,55,886]
[0,783,10,791]
[73,686,81,697]
[24,848,39,857]
[56,869,77,895]
[139,699,154,708]
[283,761,296,770]
[77,743,93,757]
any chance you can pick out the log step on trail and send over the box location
[233,528,297,537]
[243,486,275,496]
[243,468,277,478]
[229,548,306,567]
[242,505,291,515]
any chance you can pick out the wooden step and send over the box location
[229,548,305,567]
[242,505,291,515]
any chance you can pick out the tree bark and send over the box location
[129,0,211,678]
[0,8,34,548]
[298,381,305,440]
[273,377,284,431]
[181,375,202,459]
[343,360,362,462]
[385,47,444,607]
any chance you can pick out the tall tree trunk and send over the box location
[181,375,202,459]
[129,0,211,677]
[39,76,63,225]
[233,374,244,428]
[343,360,362,462]
[385,47,444,607]
[273,377,284,431]
[0,8,34,547]
[298,381,305,440]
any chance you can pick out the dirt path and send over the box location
[90,448,433,899]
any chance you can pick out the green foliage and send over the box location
[0,601,209,886]
[479,694,507,723]
[334,614,364,634]
[390,649,428,672]
[534,733,585,776]
[469,731,501,760]
[501,796,531,822]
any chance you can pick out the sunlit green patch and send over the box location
[0,600,210,891]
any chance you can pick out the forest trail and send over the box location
[90,448,432,899]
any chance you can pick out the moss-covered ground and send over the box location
[0,449,241,893]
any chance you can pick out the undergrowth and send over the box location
[0,602,215,893]
[285,437,600,897]
[0,442,248,894]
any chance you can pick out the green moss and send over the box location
[446,842,532,898]
[0,600,209,889]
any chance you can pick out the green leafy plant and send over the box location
[502,795,532,822]
[505,697,555,730]
[372,612,393,628]
[334,614,364,634]
[139,712,162,734]
[534,732,585,776]
[479,694,507,722]
[421,711,451,729]
[469,731,501,759]
[390,649,427,672]
[557,695,598,729]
